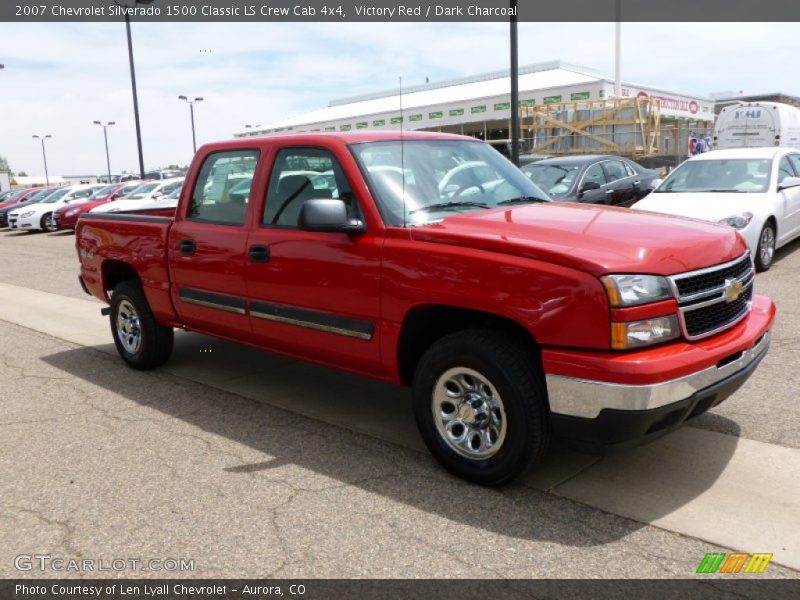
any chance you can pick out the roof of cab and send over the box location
[198,130,476,153]
[689,147,790,160]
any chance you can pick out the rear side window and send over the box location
[262,147,356,227]
[188,150,259,225]
[603,160,629,183]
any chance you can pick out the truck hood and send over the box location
[633,191,768,222]
[409,202,747,276]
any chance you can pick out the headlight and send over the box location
[601,274,673,307]
[20,211,35,218]
[65,209,79,217]
[718,212,753,229]
[611,315,680,349]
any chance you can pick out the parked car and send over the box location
[76,132,774,486]
[0,187,42,210]
[0,187,60,228]
[89,178,184,214]
[8,184,105,232]
[522,155,659,206]
[0,190,20,203]
[633,147,800,271]
[53,181,145,231]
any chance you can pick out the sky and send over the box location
[1,21,799,176]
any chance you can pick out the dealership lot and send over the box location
[1,230,799,579]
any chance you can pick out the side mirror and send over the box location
[778,176,800,191]
[578,180,601,198]
[152,191,164,199]
[298,199,364,234]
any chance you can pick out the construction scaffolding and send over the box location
[521,97,662,158]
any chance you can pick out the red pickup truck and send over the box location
[76,132,775,485]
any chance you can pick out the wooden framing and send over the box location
[520,97,662,158]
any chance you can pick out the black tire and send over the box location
[40,213,52,232]
[412,329,549,486]
[755,222,776,272]
[110,280,174,370]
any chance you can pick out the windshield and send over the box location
[126,183,159,199]
[351,140,549,226]
[27,188,53,202]
[43,188,71,203]
[522,163,581,196]
[657,158,772,193]
[118,182,142,197]
[88,185,116,200]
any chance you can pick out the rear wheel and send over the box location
[755,222,776,271]
[110,280,174,370]
[412,329,549,486]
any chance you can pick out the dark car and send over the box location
[521,155,658,206]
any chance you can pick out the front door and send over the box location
[168,148,261,339]
[782,154,800,239]
[245,145,383,376]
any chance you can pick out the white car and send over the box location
[89,178,184,214]
[8,184,106,232]
[632,147,800,271]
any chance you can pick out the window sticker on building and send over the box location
[373,119,386,126]
[428,111,443,119]
[340,124,352,131]
[494,102,511,111]
[325,126,336,131]
[543,95,562,105]
[390,116,403,124]
[356,122,368,129]
[599,90,606,98]
[449,108,465,116]
[570,91,591,101]
[520,99,535,107]
[409,114,423,122]
[471,105,487,114]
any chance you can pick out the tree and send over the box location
[0,155,10,172]
[17,170,27,177]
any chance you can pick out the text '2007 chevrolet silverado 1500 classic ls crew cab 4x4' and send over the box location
[76,132,776,485]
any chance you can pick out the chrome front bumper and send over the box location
[546,331,771,419]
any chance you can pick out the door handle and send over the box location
[248,245,270,263]
[179,239,196,255]
[633,180,641,186]
[605,189,615,194]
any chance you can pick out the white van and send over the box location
[714,102,800,149]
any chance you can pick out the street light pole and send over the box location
[93,121,116,183]
[178,96,203,153]
[32,135,52,186]
[116,0,153,180]
[509,0,520,166]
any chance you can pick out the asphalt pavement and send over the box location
[1,228,799,580]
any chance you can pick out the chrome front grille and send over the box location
[669,252,754,340]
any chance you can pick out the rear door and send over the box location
[245,144,383,375]
[781,153,800,239]
[167,148,261,340]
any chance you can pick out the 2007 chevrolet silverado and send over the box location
[76,132,775,485]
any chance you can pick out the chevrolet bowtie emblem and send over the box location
[723,278,744,303]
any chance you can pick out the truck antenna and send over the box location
[399,75,406,228]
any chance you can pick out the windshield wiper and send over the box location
[409,200,490,214]
[707,189,745,193]
[496,196,548,206]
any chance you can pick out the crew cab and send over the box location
[76,132,775,485]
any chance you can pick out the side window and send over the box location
[786,155,800,179]
[603,160,629,183]
[777,156,795,186]
[583,163,607,187]
[623,161,637,177]
[188,150,259,225]
[263,147,356,227]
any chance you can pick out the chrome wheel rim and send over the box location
[760,226,775,267]
[44,214,53,231]
[116,300,142,354]
[431,367,507,460]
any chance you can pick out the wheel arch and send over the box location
[101,259,141,297]
[397,304,540,386]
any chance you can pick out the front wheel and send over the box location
[412,329,549,486]
[755,222,776,271]
[110,280,174,370]
[41,213,56,232]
